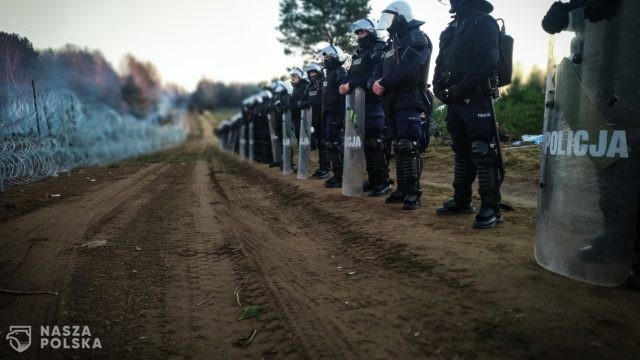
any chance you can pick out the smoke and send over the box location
[0,32,188,190]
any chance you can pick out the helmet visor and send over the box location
[376,12,396,31]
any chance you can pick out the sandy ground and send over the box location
[0,114,639,359]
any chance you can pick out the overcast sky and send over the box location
[1,0,555,91]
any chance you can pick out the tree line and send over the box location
[0,31,184,119]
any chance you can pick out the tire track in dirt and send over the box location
[211,150,561,359]
[0,162,174,358]
[216,146,640,360]
[207,159,353,359]
[206,151,522,359]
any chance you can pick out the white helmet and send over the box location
[289,67,307,80]
[350,19,378,37]
[376,1,415,31]
[304,63,323,78]
[304,63,323,74]
[259,90,272,101]
[274,80,293,95]
[318,45,346,63]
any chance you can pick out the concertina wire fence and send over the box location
[0,86,187,191]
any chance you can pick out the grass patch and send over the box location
[239,305,262,320]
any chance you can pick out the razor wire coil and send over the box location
[0,88,187,191]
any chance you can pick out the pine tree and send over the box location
[277,0,370,55]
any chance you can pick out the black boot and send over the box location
[473,164,503,229]
[313,140,331,179]
[394,139,422,210]
[436,199,476,215]
[325,141,342,188]
[385,141,404,203]
[403,152,422,210]
[437,151,476,215]
[364,144,374,192]
[366,138,392,197]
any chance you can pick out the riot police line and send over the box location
[215,0,640,288]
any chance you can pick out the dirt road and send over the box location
[1,115,639,359]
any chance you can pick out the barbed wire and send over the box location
[0,88,187,191]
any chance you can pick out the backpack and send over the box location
[495,18,514,87]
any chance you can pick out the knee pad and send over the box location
[471,141,498,166]
[365,137,384,152]
[325,141,334,150]
[396,138,419,155]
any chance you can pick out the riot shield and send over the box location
[267,110,282,164]
[535,6,640,287]
[248,122,255,163]
[342,87,366,196]
[297,107,312,179]
[225,130,232,152]
[230,126,239,154]
[239,124,247,160]
[282,110,293,175]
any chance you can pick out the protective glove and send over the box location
[584,0,621,23]
[433,84,451,105]
[445,85,460,104]
[542,1,570,34]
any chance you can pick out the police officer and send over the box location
[433,0,503,228]
[272,80,294,168]
[303,63,330,179]
[371,1,432,210]
[340,19,391,197]
[255,94,270,163]
[289,67,309,145]
[319,45,348,188]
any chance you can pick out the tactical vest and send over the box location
[350,47,374,78]
[382,36,430,94]
[322,69,341,111]
[307,77,323,107]
[351,45,380,102]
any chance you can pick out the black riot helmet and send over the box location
[445,0,494,14]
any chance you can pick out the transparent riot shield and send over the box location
[535,6,640,287]
[225,131,232,152]
[239,124,247,160]
[342,87,366,196]
[267,110,282,164]
[248,122,255,163]
[282,110,293,175]
[230,126,239,154]
[220,131,226,151]
[297,107,312,179]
